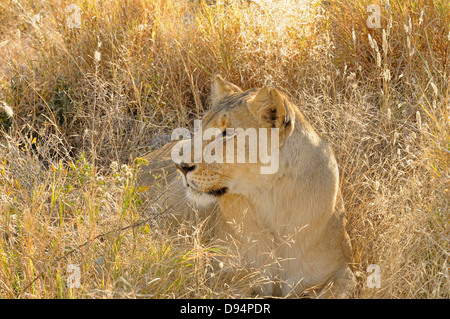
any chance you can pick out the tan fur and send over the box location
[138,75,356,298]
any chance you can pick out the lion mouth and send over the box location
[189,186,228,197]
[206,187,228,197]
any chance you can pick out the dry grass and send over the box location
[0,0,448,298]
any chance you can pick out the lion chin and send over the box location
[186,187,217,207]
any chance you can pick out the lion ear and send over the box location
[247,87,289,129]
[211,74,242,106]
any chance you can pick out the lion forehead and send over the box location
[203,88,258,126]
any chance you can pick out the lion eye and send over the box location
[220,128,235,139]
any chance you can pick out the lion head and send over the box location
[171,75,297,206]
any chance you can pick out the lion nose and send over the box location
[175,162,196,175]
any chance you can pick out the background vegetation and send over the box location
[0,0,448,298]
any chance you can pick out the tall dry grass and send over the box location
[0,0,448,298]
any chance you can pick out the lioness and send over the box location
[138,75,356,298]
